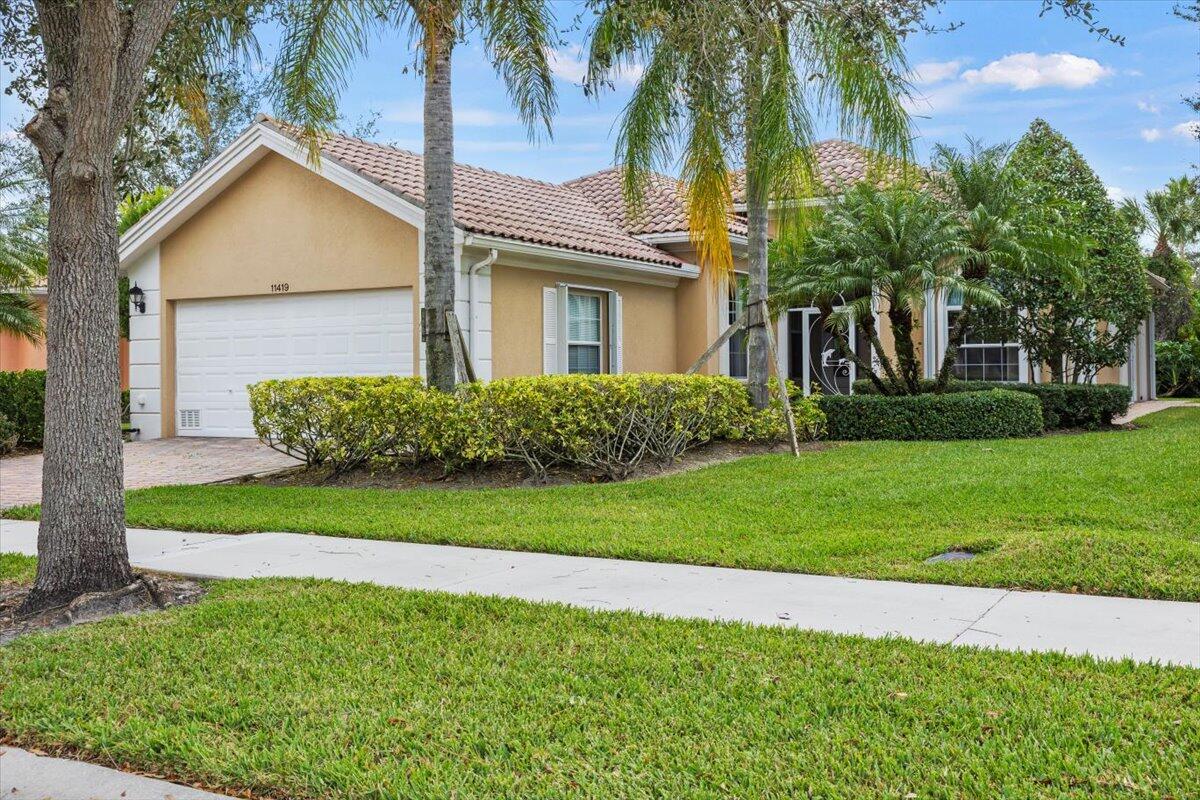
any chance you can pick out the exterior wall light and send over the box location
[129,282,146,314]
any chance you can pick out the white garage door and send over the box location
[175,288,413,437]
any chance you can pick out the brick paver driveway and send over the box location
[0,438,296,509]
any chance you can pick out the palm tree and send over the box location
[771,183,996,394]
[273,0,557,392]
[930,139,1085,389]
[585,0,914,408]
[0,138,47,343]
[1119,177,1200,257]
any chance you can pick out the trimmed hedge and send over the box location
[0,370,46,445]
[0,412,17,455]
[0,370,133,446]
[1157,340,1200,397]
[851,378,1131,429]
[250,374,826,480]
[819,390,1044,441]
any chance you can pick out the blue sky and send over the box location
[2,0,1196,203]
[324,0,1198,202]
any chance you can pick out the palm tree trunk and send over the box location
[862,314,902,393]
[745,170,770,410]
[888,306,921,393]
[935,303,971,390]
[422,26,457,393]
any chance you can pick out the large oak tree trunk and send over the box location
[26,163,131,609]
[745,173,770,410]
[422,28,457,393]
[19,0,177,614]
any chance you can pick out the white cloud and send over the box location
[1171,120,1200,139]
[1105,186,1126,202]
[961,52,1111,91]
[547,45,643,88]
[1136,100,1161,114]
[1138,122,1198,143]
[909,59,967,86]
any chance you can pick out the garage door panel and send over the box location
[175,288,413,437]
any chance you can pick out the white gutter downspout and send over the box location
[467,246,498,366]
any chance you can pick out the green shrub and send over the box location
[249,374,825,480]
[1157,340,1200,397]
[0,412,18,455]
[0,370,46,445]
[476,374,760,479]
[249,376,438,472]
[819,390,1043,441]
[851,378,1131,429]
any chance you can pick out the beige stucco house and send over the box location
[118,117,1155,439]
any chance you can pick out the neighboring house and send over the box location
[0,284,131,388]
[117,116,1154,440]
[0,286,47,373]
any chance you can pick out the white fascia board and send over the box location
[635,231,749,249]
[118,122,434,268]
[466,234,701,283]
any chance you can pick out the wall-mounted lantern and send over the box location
[129,282,146,314]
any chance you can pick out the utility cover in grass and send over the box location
[925,551,976,564]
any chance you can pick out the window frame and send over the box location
[944,299,1022,383]
[724,272,749,380]
[566,288,608,374]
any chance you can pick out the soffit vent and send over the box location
[179,409,202,430]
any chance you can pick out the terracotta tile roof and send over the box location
[564,167,747,237]
[730,139,930,203]
[262,117,683,268]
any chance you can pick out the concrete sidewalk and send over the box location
[0,746,232,799]
[2,519,1196,667]
[1114,398,1197,424]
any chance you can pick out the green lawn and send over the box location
[1,572,1196,799]
[6,409,1199,600]
[0,553,36,585]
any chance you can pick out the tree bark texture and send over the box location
[888,306,921,393]
[423,26,457,393]
[745,173,771,410]
[20,0,176,613]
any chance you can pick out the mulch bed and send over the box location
[233,439,830,491]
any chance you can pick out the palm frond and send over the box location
[272,0,391,163]
[471,0,557,140]
[0,291,43,342]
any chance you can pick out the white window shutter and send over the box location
[543,287,560,374]
[608,291,623,373]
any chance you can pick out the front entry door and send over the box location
[786,308,859,395]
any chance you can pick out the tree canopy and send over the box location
[1006,119,1151,381]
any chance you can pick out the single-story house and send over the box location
[117,116,1156,439]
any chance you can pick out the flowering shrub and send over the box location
[249,373,824,479]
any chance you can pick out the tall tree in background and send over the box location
[1006,119,1150,382]
[586,0,918,408]
[273,0,557,393]
[9,0,259,612]
[1120,177,1200,340]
